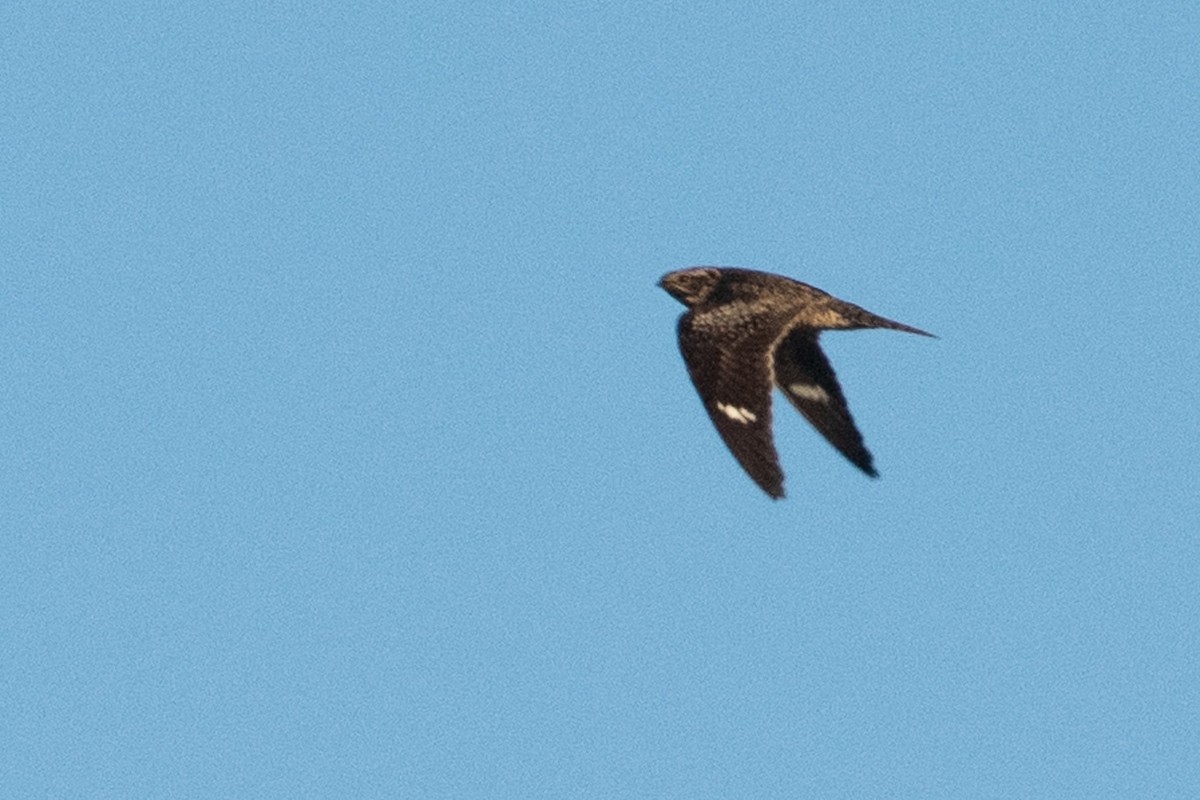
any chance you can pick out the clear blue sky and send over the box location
[4,2,1198,797]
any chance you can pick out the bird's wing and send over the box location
[677,309,787,498]
[773,328,878,477]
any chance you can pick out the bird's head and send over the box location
[658,267,722,308]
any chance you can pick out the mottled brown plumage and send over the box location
[659,266,933,499]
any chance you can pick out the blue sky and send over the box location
[3,2,1198,797]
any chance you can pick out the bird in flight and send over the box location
[659,266,933,499]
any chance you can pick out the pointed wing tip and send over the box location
[854,459,879,479]
[755,477,786,499]
[876,318,936,338]
[900,324,937,339]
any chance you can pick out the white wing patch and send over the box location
[787,383,831,403]
[716,402,758,424]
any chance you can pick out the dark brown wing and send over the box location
[773,328,878,477]
[677,310,787,498]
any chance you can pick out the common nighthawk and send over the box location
[659,267,933,499]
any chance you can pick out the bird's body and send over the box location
[659,267,933,499]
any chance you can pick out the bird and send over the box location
[659,266,933,499]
